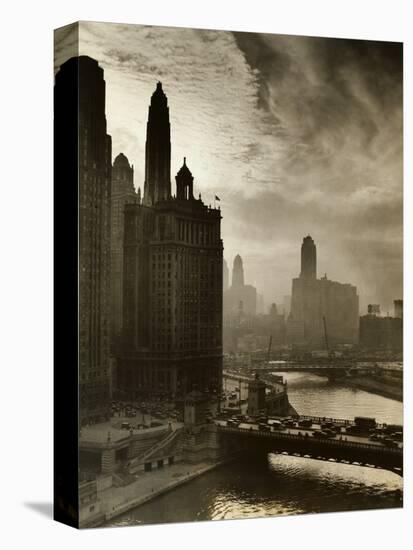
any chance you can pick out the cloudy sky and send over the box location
[55,21,403,313]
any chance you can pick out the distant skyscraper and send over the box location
[368,304,381,316]
[288,236,359,346]
[360,304,402,350]
[117,83,223,397]
[223,259,229,291]
[55,56,112,424]
[232,254,245,287]
[300,235,317,279]
[394,299,403,319]
[224,254,257,316]
[110,153,137,349]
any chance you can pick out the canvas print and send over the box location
[54,21,403,529]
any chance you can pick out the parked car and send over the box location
[383,438,398,448]
[258,423,271,432]
[321,422,334,429]
[269,420,284,429]
[298,419,313,428]
[313,431,330,439]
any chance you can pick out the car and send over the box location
[321,422,334,429]
[269,420,284,429]
[121,422,131,430]
[298,419,313,428]
[258,423,271,432]
[313,431,330,439]
[345,425,359,434]
[284,419,296,427]
[383,438,398,448]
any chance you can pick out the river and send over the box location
[106,372,403,527]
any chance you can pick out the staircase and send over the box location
[128,427,183,472]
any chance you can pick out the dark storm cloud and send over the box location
[230,32,402,311]
[54,23,402,311]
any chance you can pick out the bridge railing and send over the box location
[217,425,402,455]
[289,415,386,429]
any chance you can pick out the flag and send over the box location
[215,195,220,201]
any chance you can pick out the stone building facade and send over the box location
[110,153,138,349]
[117,83,223,398]
[56,56,112,424]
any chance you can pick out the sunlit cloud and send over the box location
[54,22,403,312]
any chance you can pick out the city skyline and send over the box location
[53,21,403,530]
[54,22,403,312]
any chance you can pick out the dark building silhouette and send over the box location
[287,236,359,347]
[117,83,223,398]
[394,299,403,319]
[143,82,171,206]
[300,235,317,279]
[360,305,402,350]
[55,56,112,424]
[110,153,138,349]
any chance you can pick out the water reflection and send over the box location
[106,372,403,527]
[107,454,402,527]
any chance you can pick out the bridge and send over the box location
[215,419,403,476]
[225,360,385,378]
[254,363,356,377]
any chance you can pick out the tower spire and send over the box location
[143,82,171,206]
[175,157,194,200]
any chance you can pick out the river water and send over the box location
[106,372,403,527]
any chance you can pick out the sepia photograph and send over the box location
[54,20,403,528]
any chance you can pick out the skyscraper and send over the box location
[232,254,245,287]
[110,153,137,349]
[55,56,112,424]
[117,83,223,398]
[394,299,403,319]
[224,254,257,317]
[300,235,317,280]
[288,236,359,347]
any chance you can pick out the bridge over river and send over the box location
[215,417,403,476]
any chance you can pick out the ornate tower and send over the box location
[118,83,223,399]
[175,157,194,200]
[232,254,245,288]
[143,82,171,205]
[300,235,317,280]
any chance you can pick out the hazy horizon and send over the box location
[55,22,403,314]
